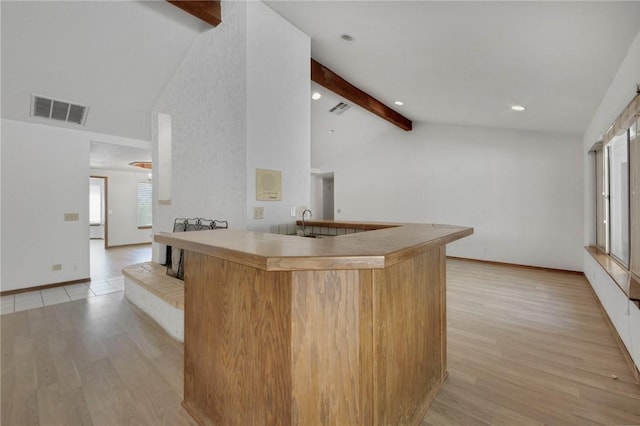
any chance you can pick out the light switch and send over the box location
[253,207,264,220]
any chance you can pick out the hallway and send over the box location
[0,241,151,314]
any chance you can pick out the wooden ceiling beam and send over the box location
[167,1,221,27]
[311,59,412,131]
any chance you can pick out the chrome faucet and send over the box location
[301,209,312,234]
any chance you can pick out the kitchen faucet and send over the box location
[302,209,312,234]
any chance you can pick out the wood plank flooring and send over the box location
[423,260,640,425]
[1,258,639,425]
[1,292,194,426]
[89,240,151,282]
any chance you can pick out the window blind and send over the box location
[137,182,152,227]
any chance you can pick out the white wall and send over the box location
[245,1,310,232]
[152,1,248,263]
[584,252,640,370]
[1,119,90,290]
[582,27,640,370]
[152,0,311,261]
[90,168,153,247]
[312,108,583,271]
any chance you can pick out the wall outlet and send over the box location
[253,207,264,220]
[290,206,297,217]
[64,213,80,221]
[51,264,62,271]
[298,206,308,216]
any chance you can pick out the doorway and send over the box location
[311,171,335,220]
[322,175,334,220]
[89,176,108,248]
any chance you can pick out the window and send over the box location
[608,133,630,266]
[629,119,639,275]
[595,147,606,251]
[594,130,631,267]
[592,96,638,274]
[137,182,152,228]
[590,94,639,304]
[89,182,103,225]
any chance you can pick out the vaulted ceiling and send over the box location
[267,1,640,135]
[1,1,204,142]
[2,0,640,155]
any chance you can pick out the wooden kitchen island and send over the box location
[155,221,472,425]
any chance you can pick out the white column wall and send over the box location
[245,1,310,232]
[151,1,248,264]
[151,1,311,261]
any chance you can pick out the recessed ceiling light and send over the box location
[340,34,354,42]
[394,101,404,106]
[311,92,322,100]
[511,105,526,111]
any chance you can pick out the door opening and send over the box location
[311,171,335,220]
[322,176,334,220]
[89,176,108,248]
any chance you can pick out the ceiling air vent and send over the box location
[329,102,351,115]
[31,95,89,125]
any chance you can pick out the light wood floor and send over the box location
[1,259,639,425]
[89,239,151,281]
[423,260,640,426]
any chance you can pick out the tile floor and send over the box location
[1,240,150,315]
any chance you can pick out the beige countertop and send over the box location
[155,221,473,271]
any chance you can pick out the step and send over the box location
[122,261,184,341]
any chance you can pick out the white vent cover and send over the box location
[31,94,88,125]
[329,102,351,115]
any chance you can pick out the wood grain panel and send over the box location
[359,269,374,426]
[373,246,444,425]
[439,246,447,380]
[311,59,412,131]
[290,269,372,425]
[155,223,472,272]
[167,1,221,27]
[183,252,292,425]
